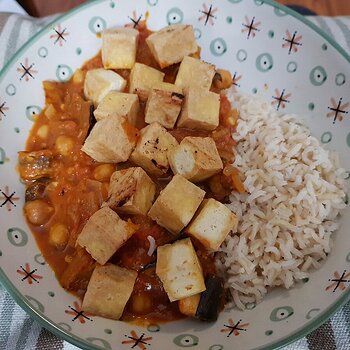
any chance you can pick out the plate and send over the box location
[0,0,349,349]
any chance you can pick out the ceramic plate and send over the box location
[0,0,349,349]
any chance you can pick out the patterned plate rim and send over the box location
[0,1,349,349]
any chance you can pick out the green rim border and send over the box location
[0,0,349,349]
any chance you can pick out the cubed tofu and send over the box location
[148,174,205,234]
[130,123,178,176]
[145,89,184,129]
[153,82,183,94]
[129,63,164,101]
[178,294,201,317]
[177,88,220,131]
[77,207,138,264]
[146,24,198,69]
[94,91,139,126]
[84,68,126,106]
[175,56,215,90]
[102,27,139,69]
[81,115,138,163]
[103,167,156,215]
[187,198,238,251]
[82,264,137,320]
[168,137,223,182]
[156,238,206,301]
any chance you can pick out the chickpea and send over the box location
[213,69,233,90]
[37,124,49,139]
[131,294,152,314]
[44,104,56,119]
[49,223,69,249]
[72,69,84,84]
[93,164,115,182]
[55,135,75,156]
[24,200,54,225]
[65,255,73,263]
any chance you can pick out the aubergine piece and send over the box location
[18,150,54,181]
[86,104,96,137]
[195,275,224,322]
[25,178,50,202]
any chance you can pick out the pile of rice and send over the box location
[218,92,347,310]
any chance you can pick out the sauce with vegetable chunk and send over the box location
[19,22,241,324]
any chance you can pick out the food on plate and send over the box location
[156,238,206,301]
[82,264,137,320]
[175,56,215,90]
[84,68,126,106]
[168,136,223,182]
[218,93,347,309]
[177,87,220,130]
[94,91,140,125]
[19,20,346,325]
[76,207,138,265]
[81,115,139,163]
[103,167,156,215]
[129,122,178,176]
[101,27,139,70]
[145,24,198,68]
[129,62,164,101]
[187,198,238,251]
[148,174,205,234]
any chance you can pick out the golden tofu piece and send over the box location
[94,91,139,126]
[82,264,137,320]
[153,82,183,94]
[168,136,223,182]
[77,207,138,264]
[177,88,220,131]
[103,167,156,215]
[187,198,238,251]
[84,68,126,106]
[130,123,178,176]
[146,24,198,69]
[129,63,164,101]
[175,56,215,90]
[145,89,184,129]
[81,115,138,163]
[102,27,139,69]
[148,174,205,234]
[178,294,201,317]
[156,238,206,301]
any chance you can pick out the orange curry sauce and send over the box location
[19,23,240,324]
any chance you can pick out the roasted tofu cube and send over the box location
[145,89,184,129]
[94,91,139,126]
[153,82,183,94]
[103,167,156,215]
[81,115,138,163]
[146,24,198,69]
[168,137,223,182]
[178,294,201,317]
[77,207,138,265]
[175,56,215,90]
[129,63,164,101]
[148,174,205,234]
[177,88,220,131]
[130,123,178,176]
[156,238,206,301]
[187,198,238,251]
[84,68,126,106]
[102,27,139,69]
[82,264,137,320]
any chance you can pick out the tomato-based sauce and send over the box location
[19,23,240,324]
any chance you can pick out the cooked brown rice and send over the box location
[218,91,347,309]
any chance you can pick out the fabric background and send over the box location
[0,10,349,350]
